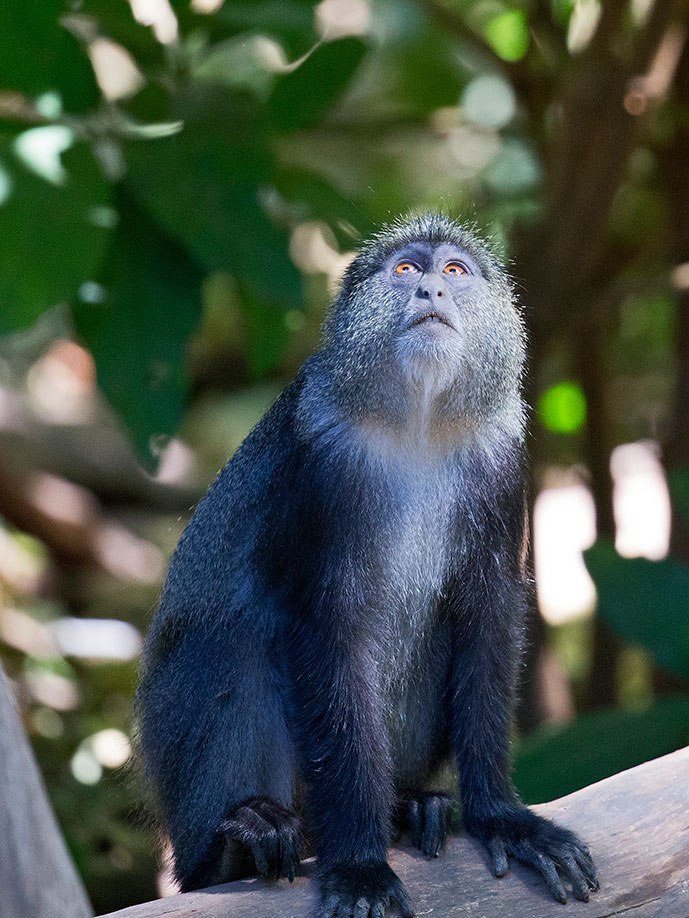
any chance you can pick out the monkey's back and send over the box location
[142,374,307,654]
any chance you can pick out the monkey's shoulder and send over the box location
[157,376,307,604]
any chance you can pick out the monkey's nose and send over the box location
[418,274,445,299]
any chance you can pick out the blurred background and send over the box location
[1,0,688,912]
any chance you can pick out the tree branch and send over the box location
[98,748,689,918]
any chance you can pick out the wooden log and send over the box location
[100,746,689,917]
[0,666,92,918]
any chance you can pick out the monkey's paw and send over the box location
[219,796,301,882]
[470,806,598,903]
[398,791,453,858]
[317,860,415,918]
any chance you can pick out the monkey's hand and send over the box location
[219,796,302,881]
[317,860,415,918]
[468,805,598,903]
[396,791,453,858]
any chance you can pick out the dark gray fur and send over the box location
[136,214,597,916]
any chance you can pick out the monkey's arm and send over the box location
[265,432,413,918]
[448,458,598,903]
[283,599,413,918]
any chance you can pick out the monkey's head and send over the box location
[317,214,525,442]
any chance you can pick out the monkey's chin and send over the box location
[397,324,462,358]
[395,329,463,392]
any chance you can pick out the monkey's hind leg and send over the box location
[137,621,300,892]
[396,791,454,858]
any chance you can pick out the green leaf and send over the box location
[196,0,318,58]
[0,0,63,96]
[52,29,102,113]
[124,86,302,311]
[0,138,112,333]
[0,2,100,111]
[240,294,291,378]
[268,37,367,133]
[551,0,575,27]
[123,83,175,124]
[584,539,689,681]
[395,30,467,114]
[80,0,166,71]
[192,35,279,97]
[668,466,689,530]
[514,697,689,803]
[73,193,203,470]
[273,166,366,245]
[484,10,529,63]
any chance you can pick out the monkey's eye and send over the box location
[395,262,420,275]
[443,262,468,276]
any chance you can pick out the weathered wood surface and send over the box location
[101,747,689,918]
[0,665,92,918]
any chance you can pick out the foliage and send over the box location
[514,696,689,804]
[0,0,370,464]
[585,539,689,682]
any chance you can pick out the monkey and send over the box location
[136,214,599,917]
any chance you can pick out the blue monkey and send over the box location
[136,215,598,916]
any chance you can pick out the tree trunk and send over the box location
[0,664,92,918]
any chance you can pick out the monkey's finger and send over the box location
[409,799,422,847]
[390,881,415,918]
[422,801,440,857]
[318,893,341,918]
[249,840,269,877]
[409,799,422,848]
[371,902,385,918]
[573,849,599,889]
[576,840,592,858]
[351,896,367,918]
[508,839,567,903]
[487,837,508,877]
[222,805,276,874]
[561,856,590,902]
[279,837,296,882]
[283,823,301,881]
[265,830,282,878]
[530,851,567,904]
[437,801,448,850]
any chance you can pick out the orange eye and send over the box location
[395,262,419,274]
[443,262,468,276]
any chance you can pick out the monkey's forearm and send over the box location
[449,571,525,826]
[449,571,597,902]
[284,619,392,867]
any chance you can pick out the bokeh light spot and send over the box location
[484,10,529,62]
[13,126,73,185]
[71,748,103,785]
[462,75,516,129]
[539,381,587,433]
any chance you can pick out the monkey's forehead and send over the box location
[345,214,505,285]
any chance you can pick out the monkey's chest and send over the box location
[376,506,454,783]
[374,482,454,689]
[377,557,453,783]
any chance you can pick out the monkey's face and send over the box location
[387,241,478,368]
[323,217,525,428]
[380,241,522,411]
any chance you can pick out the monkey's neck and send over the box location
[357,410,475,460]
[298,355,523,461]
[354,386,484,461]
[356,371,526,461]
